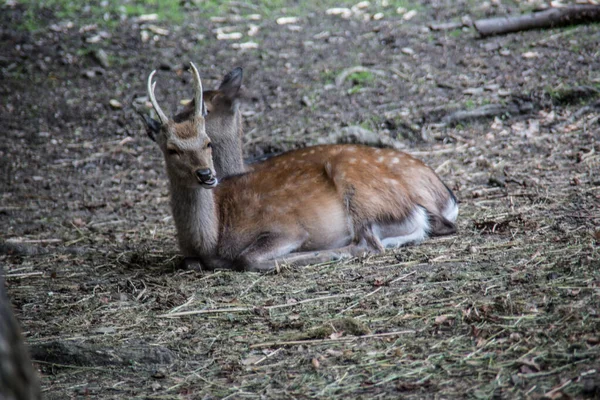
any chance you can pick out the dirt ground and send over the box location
[1,0,599,398]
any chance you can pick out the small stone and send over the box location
[373,12,384,20]
[463,87,484,95]
[146,25,169,36]
[231,41,258,50]
[483,42,500,52]
[217,32,243,40]
[140,30,150,42]
[300,96,312,107]
[403,10,417,20]
[137,14,158,22]
[86,34,103,44]
[109,99,123,109]
[276,16,299,25]
[401,47,414,55]
[326,7,352,18]
[93,49,110,68]
[522,51,541,59]
[247,24,259,36]
[152,368,166,379]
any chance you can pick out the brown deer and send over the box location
[0,273,41,400]
[141,63,458,272]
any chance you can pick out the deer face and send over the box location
[143,63,218,189]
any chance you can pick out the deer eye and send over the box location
[206,142,212,149]
[167,148,179,156]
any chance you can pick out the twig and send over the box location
[4,272,44,279]
[250,330,416,349]
[337,286,383,315]
[544,379,573,398]
[253,348,282,365]
[157,293,355,318]
[409,144,469,156]
[388,270,417,285]
[157,307,253,318]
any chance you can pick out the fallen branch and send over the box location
[474,5,600,37]
[250,330,416,349]
[441,103,521,125]
[30,341,175,366]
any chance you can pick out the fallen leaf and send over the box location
[72,218,86,227]
[311,358,320,369]
[330,331,344,339]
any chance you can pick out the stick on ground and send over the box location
[474,5,600,37]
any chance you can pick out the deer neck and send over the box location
[168,177,220,258]
[208,111,246,177]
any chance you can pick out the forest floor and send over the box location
[1,0,599,398]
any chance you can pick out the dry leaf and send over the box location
[330,331,344,339]
[72,218,86,227]
[311,358,320,369]
[522,51,541,59]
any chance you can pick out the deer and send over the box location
[140,62,458,272]
[0,273,41,400]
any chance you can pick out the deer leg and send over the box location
[354,223,385,254]
[242,245,364,273]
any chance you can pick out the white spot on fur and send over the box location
[310,149,315,154]
[349,158,357,164]
[377,156,385,163]
[392,157,400,164]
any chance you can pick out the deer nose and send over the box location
[195,168,213,182]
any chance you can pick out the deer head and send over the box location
[143,62,217,189]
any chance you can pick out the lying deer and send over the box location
[0,273,41,400]
[140,63,458,272]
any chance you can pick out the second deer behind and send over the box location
[140,63,458,272]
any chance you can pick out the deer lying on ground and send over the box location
[141,63,458,272]
[0,273,41,400]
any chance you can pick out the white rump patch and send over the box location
[374,206,430,249]
[442,196,459,223]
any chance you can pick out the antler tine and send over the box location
[189,62,206,118]
[147,70,169,125]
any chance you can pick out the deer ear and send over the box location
[138,111,161,142]
[218,67,243,100]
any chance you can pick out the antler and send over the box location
[147,70,169,125]
[189,62,206,117]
